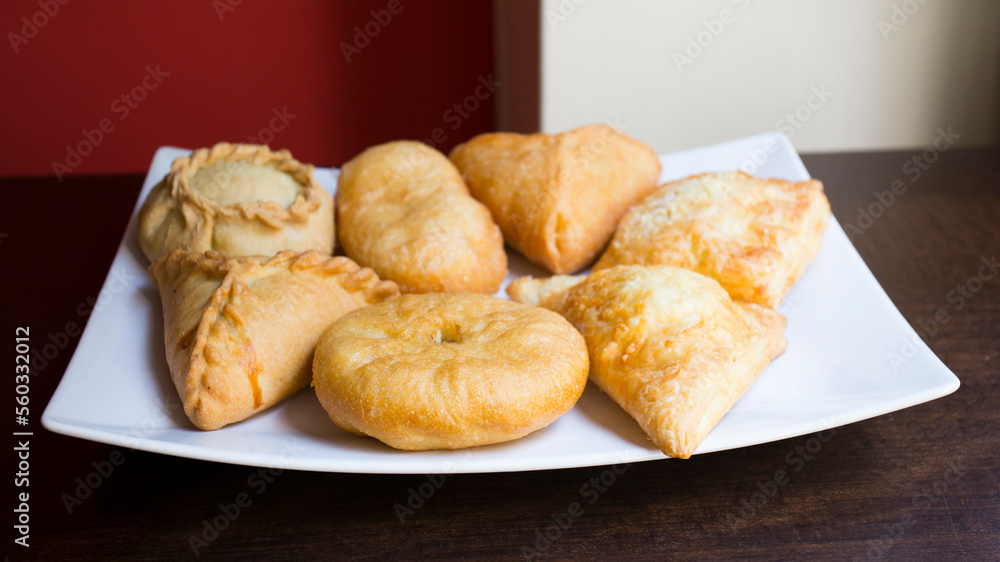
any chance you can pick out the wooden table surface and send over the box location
[3,147,998,561]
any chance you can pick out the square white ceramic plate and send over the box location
[42,132,960,473]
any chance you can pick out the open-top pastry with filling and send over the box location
[137,143,334,262]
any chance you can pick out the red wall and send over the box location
[0,0,496,177]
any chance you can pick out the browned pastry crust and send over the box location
[336,141,507,294]
[508,265,787,458]
[137,143,334,263]
[312,293,590,450]
[595,171,831,308]
[449,124,662,274]
[149,249,398,430]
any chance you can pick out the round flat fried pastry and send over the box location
[137,143,334,262]
[312,293,589,450]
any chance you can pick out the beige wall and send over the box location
[504,0,1000,152]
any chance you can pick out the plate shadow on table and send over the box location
[278,391,548,457]
[279,391,405,454]
[573,382,655,450]
[278,381,657,460]
[122,209,146,264]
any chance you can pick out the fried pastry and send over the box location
[449,124,662,274]
[336,141,506,294]
[149,249,398,430]
[507,265,787,458]
[595,171,831,308]
[312,293,589,450]
[137,143,334,263]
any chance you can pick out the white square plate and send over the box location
[42,132,960,473]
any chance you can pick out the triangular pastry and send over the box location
[449,124,661,274]
[595,171,831,307]
[149,249,399,430]
[508,265,787,458]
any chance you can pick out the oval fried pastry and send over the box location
[312,293,590,450]
[449,124,662,274]
[336,141,507,294]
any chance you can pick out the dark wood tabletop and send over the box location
[3,147,998,561]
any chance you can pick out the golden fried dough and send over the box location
[449,124,661,274]
[312,293,589,450]
[149,249,398,430]
[595,171,831,308]
[508,265,787,458]
[336,141,506,294]
[138,143,334,263]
